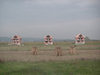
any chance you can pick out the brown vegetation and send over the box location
[0,50,100,62]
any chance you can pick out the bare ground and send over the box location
[0,50,100,62]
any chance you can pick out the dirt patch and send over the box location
[0,50,100,62]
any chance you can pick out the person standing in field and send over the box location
[44,35,53,45]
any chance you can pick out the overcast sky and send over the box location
[0,0,100,40]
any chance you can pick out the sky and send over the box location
[0,0,100,40]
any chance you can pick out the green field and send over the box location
[0,41,100,75]
[0,60,100,75]
[0,41,100,51]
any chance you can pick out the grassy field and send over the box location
[0,41,100,75]
[0,60,100,75]
[0,41,100,51]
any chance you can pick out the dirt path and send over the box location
[0,50,100,62]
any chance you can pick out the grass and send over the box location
[0,41,100,75]
[0,60,100,75]
[0,41,100,51]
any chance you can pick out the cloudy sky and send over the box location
[0,0,100,40]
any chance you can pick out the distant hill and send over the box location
[0,37,10,42]
[0,37,43,42]
[0,37,73,42]
[22,38,43,42]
